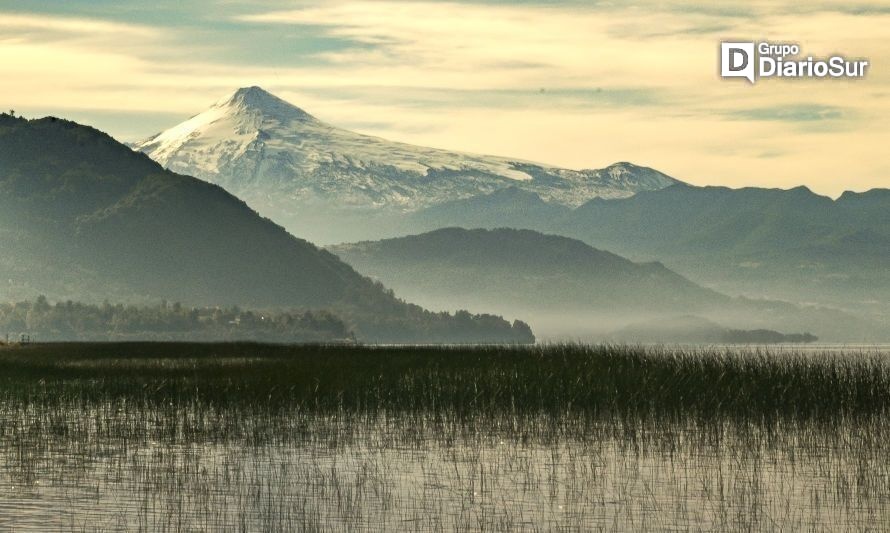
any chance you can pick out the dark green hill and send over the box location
[0,114,533,344]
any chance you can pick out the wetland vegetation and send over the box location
[1,342,889,530]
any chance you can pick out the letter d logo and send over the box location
[721,42,755,84]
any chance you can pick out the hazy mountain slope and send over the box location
[558,184,890,310]
[134,86,678,243]
[407,186,571,234]
[0,114,533,343]
[329,228,883,341]
[611,315,818,344]
[330,227,724,312]
[567,184,842,257]
[407,183,890,322]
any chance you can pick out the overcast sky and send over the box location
[0,0,887,196]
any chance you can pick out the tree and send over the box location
[34,295,50,313]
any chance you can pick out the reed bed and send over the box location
[1,342,889,530]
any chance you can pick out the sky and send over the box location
[0,0,888,196]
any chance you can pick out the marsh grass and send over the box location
[3,342,889,418]
[1,343,889,530]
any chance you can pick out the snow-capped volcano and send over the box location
[136,86,679,210]
[135,87,681,243]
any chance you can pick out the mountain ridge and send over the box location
[0,114,534,344]
[403,182,890,324]
[328,227,884,341]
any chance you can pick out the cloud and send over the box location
[236,2,725,90]
[727,104,848,122]
[0,12,162,38]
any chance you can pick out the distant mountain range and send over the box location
[0,113,533,344]
[330,228,884,341]
[6,87,886,342]
[564,185,890,308]
[404,183,890,322]
[134,86,678,243]
[611,315,818,345]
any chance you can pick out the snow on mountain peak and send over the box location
[134,86,681,216]
[215,86,317,123]
[602,162,676,189]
